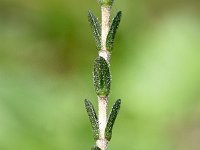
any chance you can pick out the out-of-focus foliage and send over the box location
[0,0,200,150]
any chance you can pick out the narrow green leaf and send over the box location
[93,56,111,97]
[88,11,101,51]
[91,146,101,150]
[106,11,122,52]
[105,99,121,141]
[84,99,99,140]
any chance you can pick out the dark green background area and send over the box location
[0,0,200,150]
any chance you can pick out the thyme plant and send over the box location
[84,0,122,149]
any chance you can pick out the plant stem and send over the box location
[96,5,112,150]
[86,1,122,149]
[96,96,108,150]
[99,6,111,62]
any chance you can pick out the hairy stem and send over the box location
[96,6,112,150]
[96,96,108,150]
[99,6,111,62]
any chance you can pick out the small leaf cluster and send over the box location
[84,99,121,141]
[88,10,122,52]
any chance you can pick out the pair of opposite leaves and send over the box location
[84,99,121,142]
[88,11,122,52]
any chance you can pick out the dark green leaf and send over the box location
[106,11,122,52]
[88,11,101,51]
[105,99,121,141]
[93,56,111,97]
[84,99,99,140]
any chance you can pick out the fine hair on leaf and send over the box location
[106,11,122,52]
[93,56,111,97]
[84,99,99,140]
[105,99,121,141]
[85,0,122,149]
[88,11,101,51]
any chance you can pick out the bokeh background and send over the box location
[0,0,200,150]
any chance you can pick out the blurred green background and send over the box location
[0,0,200,150]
